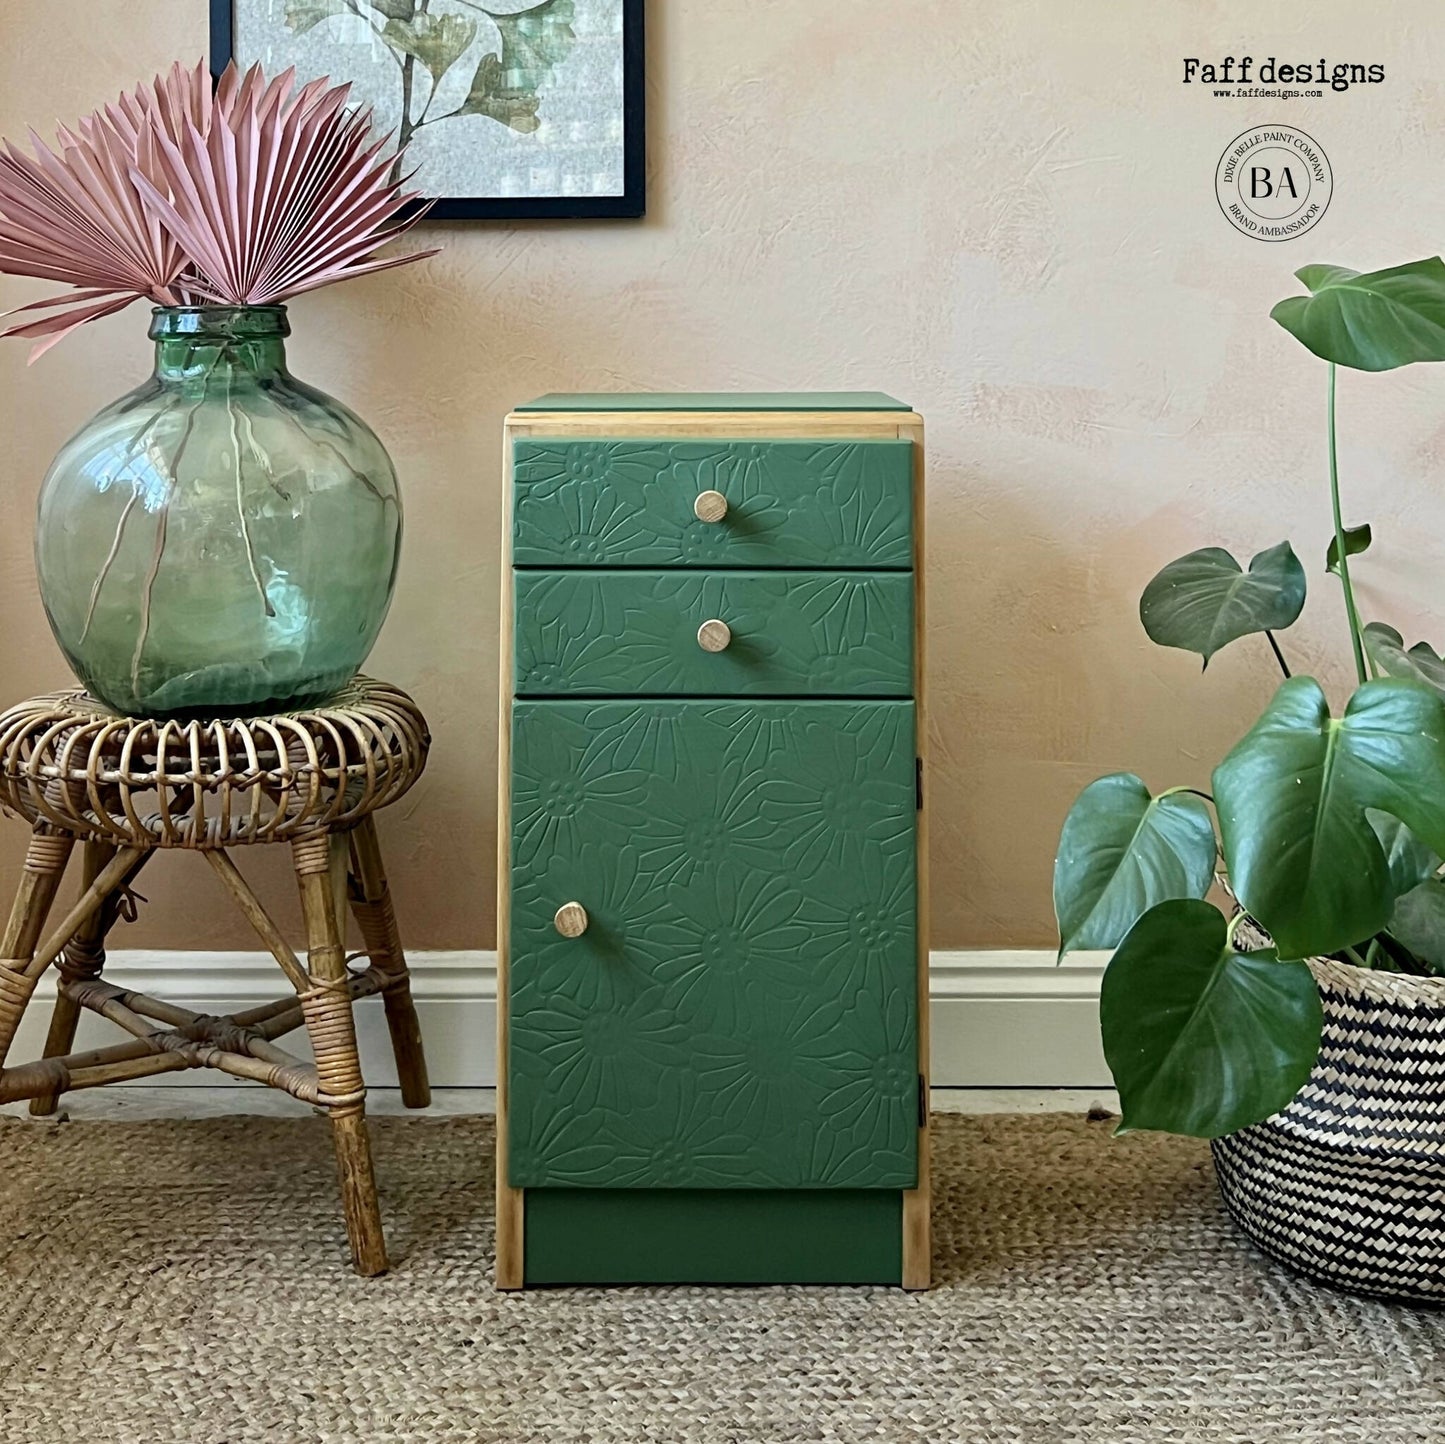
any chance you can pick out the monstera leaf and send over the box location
[1371,811,1445,975]
[285,0,351,32]
[1386,879,1445,976]
[1363,623,1445,696]
[1100,900,1322,1138]
[1214,676,1445,958]
[1369,808,1445,976]
[1326,523,1371,576]
[1271,258,1445,371]
[1054,774,1216,956]
[1139,542,1305,665]
[384,12,478,83]
[1368,811,1441,896]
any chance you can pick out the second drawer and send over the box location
[514,570,914,696]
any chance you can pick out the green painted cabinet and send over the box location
[499,395,929,1289]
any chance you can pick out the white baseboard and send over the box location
[10,949,1111,1090]
[930,951,1109,1086]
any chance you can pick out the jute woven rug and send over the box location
[1,1112,1442,1444]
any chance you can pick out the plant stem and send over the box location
[237,407,291,501]
[80,399,181,643]
[391,61,417,187]
[83,488,141,644]
[1342,944,1370,968]
[128,343,220,701]
[1327,363,1368,685]
[130,398,203,701]
[225,371,274,619]
[1364,938,1383,970]
[275,403,396,509]
[345,1,405,70]
[1264,630,1291,680]
[1160,785,1214,804]
[389,0,430,185]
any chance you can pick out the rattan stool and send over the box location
[0,677,430,1275]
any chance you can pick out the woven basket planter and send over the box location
[1212,956,1445,1304]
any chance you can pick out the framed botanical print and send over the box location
[210,0,644,219]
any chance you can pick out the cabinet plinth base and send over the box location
[521,1188,904,1286]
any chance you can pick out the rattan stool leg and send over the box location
[29,840,136,1115]
[0,828,75,1070]
[293,830,388,1277]
[348,817,430,1109]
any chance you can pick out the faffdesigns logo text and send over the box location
[1184,56,1384,97]
[1214,126,1332,240]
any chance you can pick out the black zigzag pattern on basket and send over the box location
[1212,955,1445,1304]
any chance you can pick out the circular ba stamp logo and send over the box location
[1215,126,1332,240]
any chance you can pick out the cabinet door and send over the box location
[508,700,918,1190]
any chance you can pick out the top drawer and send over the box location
[512,437,913,568]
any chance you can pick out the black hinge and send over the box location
[915,757,923,810]
[918,1074,928,1128]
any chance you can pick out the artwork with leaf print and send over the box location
[213,0,644,218]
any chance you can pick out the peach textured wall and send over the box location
[2,0,1445,951]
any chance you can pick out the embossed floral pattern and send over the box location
[510,984,692,1123]
[510,708,650,868]
[588,700,694,782]
[796,845,918,996]
[508,700,918,1189]
[512,1072,770,1188]
[756,709,917,878]
[513,439,913,568]
[645,868,814,1030]
[814,986,918,1167]
[689,990,863,1134]
[634,760,780,890]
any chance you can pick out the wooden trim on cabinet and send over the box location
[502,410,913,440]
[496,420,525,1291]
[897,412,931,1290]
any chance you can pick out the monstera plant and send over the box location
[1055,257,1445,1138]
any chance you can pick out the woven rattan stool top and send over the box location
[0,677,428,849]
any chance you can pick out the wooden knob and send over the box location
[693,490,728,523]
[697,619,732,653]
[554,901,588,938]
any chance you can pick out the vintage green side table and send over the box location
[497,394,929,1288]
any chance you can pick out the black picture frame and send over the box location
[209,0,645,220]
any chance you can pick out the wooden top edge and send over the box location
[515,391,911,412]
[503,410,924,428]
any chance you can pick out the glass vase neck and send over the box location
[149,306,290,385]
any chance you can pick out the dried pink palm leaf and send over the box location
[0,60,434,360]
[89,60,211,156]
[131,62,436,309]
[0,69,208,358]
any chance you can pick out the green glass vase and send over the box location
[35,306,401,718]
